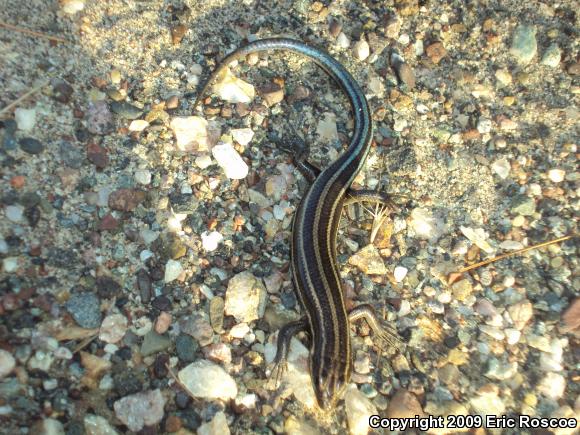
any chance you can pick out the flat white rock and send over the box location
[212,67,255,103]
[15,108,36,131]
[178,360,238,400]
[212,142,248,179]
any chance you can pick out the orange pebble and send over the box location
[10,175,26,189]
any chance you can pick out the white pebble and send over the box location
[178,360,238,400]
[537,372,566,400]
[336,32,350,48]
[99,314,128,344]
[201,231,223,252]
[5,205,24,223]
[398,33,410,45]
[393,118,407,132]
[548,169,565,183]
[353,40,370,61]
[195,154,213,169]
[164,259,183,283]
[499,240,524,250]
[128,120,149,132]
[170,116,215,152]
[213,67,255,103]
[0,350,15,379]
[212,142,249,179]
[477,117,492,134]
[14,108,36,131]
[229,322,250,339]
[134,169,152,185]
[2,257,18,273]
[505,328,521,345]
[231,128,254,146]
[491,158,510,179]
[394,266,408,282]
[61,0,84,14]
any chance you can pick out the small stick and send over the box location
[72,333,98,354]
[0,79,50,117]
[0,21,68,43]
[457,234,576,273]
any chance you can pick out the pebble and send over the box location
[87,142,109,168]
[336,32,350,48]
[180,314,214,346]
[52,80,74,104]
[14,108,36,131]
[391,53,415,89]
[201,230,224,252]
[425,42,447,64]
[195,154,213,169]
[61,0,84,14]
[178,360,238,400]
[86,101,114,135]
[385,16,401,39]
[505,328,521,345]
[175,334,198,362]
[19,137,44,154]
[386,389,425,418]
[110,101,143,119]
[164,259,183,283]
[225,271,267,322]
[410,208,444,240]
[113,389,166,432]
[499,240,524,250]
[511,195,535,216]
[212,142,249,179]
[128,119,149,132]
[84,414,118,434]
[344,384,378,435]
[470,386,505,415]
[451,279,473,302]
[510,25,537,64]
[348,244,387,275]
[495,68,512,86]
[316,113,338,142]
[541,43,561,67]
[108,188,146,212]
[212,67,255,103]
[140,331,171,356]
[548,168,565,183]
[460,226,494,254]
[508,300,533,330]
[353,39,370,61]
[155,311,172,334]
[394,266,408,283]
[561,298,580,333]
[231,128,254,146]
[204,343,231,364]
[134,169,151,185]
[258,83,285,106]
[66,292,102,328]
[491,157,510,179]
[537,372,566,399]
[0,350,15,379]
[197,411,230,435]
[5,205,24,223]
[209,296,225,332]
[3,257,18,273]
[170,116,215,152]
[58,141,84,168]
[99,314,127,343]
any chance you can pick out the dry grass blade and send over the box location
[0,20,68,43]
[456,234,577,273]
[72,332,98,354]
[0,79,50,117]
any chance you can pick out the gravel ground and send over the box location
[0,0,578,434]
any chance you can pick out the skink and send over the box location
[195,37,399,410]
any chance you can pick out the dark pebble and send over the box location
[25,206,41,227]
[47,247,78,269]
[175,334,198,363]
[153,354,169,378]
[113,369,143,396]
[175,391,191,409]
[19,137,44,154]
[443,335,460,349]
[2,120,17,150]
[74,126,90,142]
[86,142,109,169]
[137,269,152,303]
[96,276,122,299]
[52,80,74,104]
[151,295,171,311]
[116,346,132,360]
[110,101,143,119]
[179,409,201,431]
[65,292,102,328]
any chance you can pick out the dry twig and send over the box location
[457,234,576,273]
[0,20,68,43]
[0,79,50,117]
